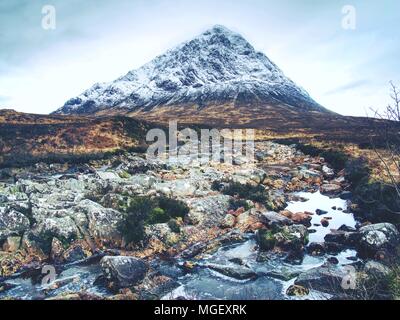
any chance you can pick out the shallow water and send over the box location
[0,264,108,300]
[162,191,359,300]
[286,191,357,243]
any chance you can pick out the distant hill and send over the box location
[0,109,152,167]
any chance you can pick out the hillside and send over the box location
[0,109,152,167]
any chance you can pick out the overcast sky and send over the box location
[0,0,399,116]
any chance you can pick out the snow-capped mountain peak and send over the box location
[55,25,327,115]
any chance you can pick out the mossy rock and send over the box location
[256,229,277,251]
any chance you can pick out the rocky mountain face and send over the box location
[54,25,328,116]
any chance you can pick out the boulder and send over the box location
[339,191,352,200]
[280,210,312,227]
[100,256,149,288]
[316,209,328,216]
[320,184,342,195]
[322,165,335,178]
[321,218,330,228]
[35,216,80,244]
[205,264,257,280]
[76,200,124,241]
[0,209,30,241]
[186,195,231,226]
[357,223,400,258]
[145,223,180,246]
[338,224,357,232]
[220,214,236,229]
[0,194,8,203]
[260,211,293,228]
[294,264,348,293]
[96,171,121,181]
[256,224,308,255]
[324,230,360,246]
[155,179,198,197]
[363,260,391,279]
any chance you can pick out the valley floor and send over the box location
[0,141,399,300]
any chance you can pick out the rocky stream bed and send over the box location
[0,142,399,300]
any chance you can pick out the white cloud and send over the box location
[0,0,399,116]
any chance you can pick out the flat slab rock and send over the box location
[294,264,348,294]
[204,264,257,280]
[320,184,342,195]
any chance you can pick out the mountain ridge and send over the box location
[54,25,329,116]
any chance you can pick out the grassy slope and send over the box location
[0,110,154,167]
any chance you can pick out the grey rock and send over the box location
[322,165,335,178]
[205,264,257,280]
[260,211,293,228]
[295,264,347,293]
[186,195,231,226]
[320,184,342,195]
[35,216,80,243]
[363,260,391,279]
[0,194,8,203]
[76,200,124,241]
[357,223,400,257]
[339,191,352,200]
[100,256,149,288]
[0,209,30,241]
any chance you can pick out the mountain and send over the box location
[54,25,329,119]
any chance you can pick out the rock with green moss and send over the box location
[118,170,131,179]
[256,224,309,255]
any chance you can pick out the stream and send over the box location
[0,191,358,300]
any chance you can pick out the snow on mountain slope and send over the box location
[55,25,327,115]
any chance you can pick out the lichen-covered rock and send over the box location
[186,195,231,226]
[363,260,391,279]
[0,208,30,241]
[220,214,236,229]
[357,223,400,258]
[75,200,123,241]
[100,256,149,288]
[145,223,180,246]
